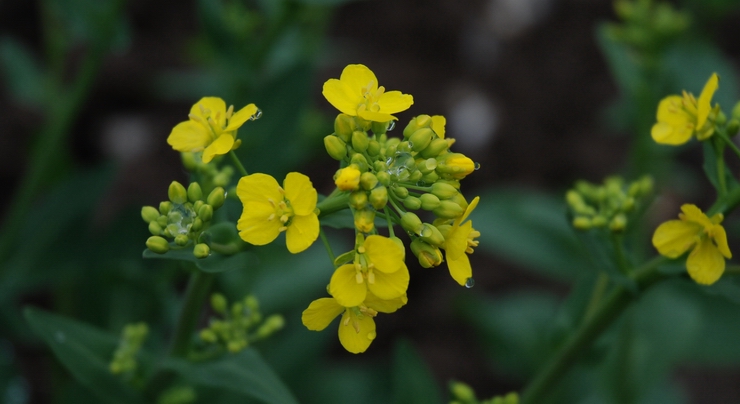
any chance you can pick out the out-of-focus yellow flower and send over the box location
[301,292,407,354]
[168,97,258,163]
[329,235,409,307]
[322,64,413,122]
[441,196,480,286]
[651,73,719,145]
[652,204,731,285]
[236,172,319,253]
[335,165,361,191]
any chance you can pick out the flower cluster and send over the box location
[142,181,226,258]
[566,176,653,233]
[199,294,284,353]
[109,322,149,375]
[301,64,481,353]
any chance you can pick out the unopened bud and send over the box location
[211,293,228,313]
[420,193,441,210]
[175,234,189,246]
[207,187,226,209]
[369,186,388,210]
[417,158,437,174]
[191,218,203,232]
[168,181,188,204]
[198,204,213,222]
[351,130,369,152]
[419,223,445,247]
[148,221,163,236]
[572,216,592,230]
[421,171,439,184]
[354,209,376,233]
[410,239,443,268]
[350,153,369,172]
[403,114,432,139]
[360,172,378,191]
[335,165,361,191]
[419,138,449,158]
[449,381,476,402]
[610,213,627,233]
[146,236,169,254]
[409,128,434,152]
[403,196,422,210]
[141,206,160,223]
[436,153,476,180]
[433,200,464,219]
[401,212,423,234]
[181,152,198,171]
[256,314,285,338]
[367,140,380,156]
[376,171,391,186]
[591,215,607,227]
[431,182,458,199]
[334,114,355,142]
[193,243,210,258]
[349,191,368,209]
[187,182,203,203]
[371,120,391,135]
[159,201,173,215]
[393,186,409,199]
[200,329,218,343]
[324,135,347,160]
[726,119,739,136]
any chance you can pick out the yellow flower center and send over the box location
[352,250,378,285]
[466,228,481,255]
[357,81,386,114]
[266,187,294,233]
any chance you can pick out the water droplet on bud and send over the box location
[250,109,263,120]
[387,121,396,131]
[474,162,481,170]
[367,331,376,340]
[465,277,475,288]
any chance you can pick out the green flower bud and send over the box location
[449,381,477,402]
[146,236,169,254]
[350,153,369,172]
[197,204,213,222]
[227,340,246,353]
[417,158,437,174]
[159,201,173,215]
[148,221,163,236]
[187,182,203,203]
[622,197,635,212]
[193,243,210,258]
[409,128,434,152]
[324,135,347,161]
[181,152,198,171]
[360,172,378,191]
[397,141,413,154]
[334,114,355,142]
[393,186,409,199]
[374,160,388,172]
[155,215,167,227]
[191,218,203,232]
[403,115,431,139]
[141,206,160,223]
[403,196,422,210]
[200,329,218,343]
[419,138,449,158]
[349,191,368,209]
[367,140,380,156]
[591,215,607,227]
[351,130,369,152]
[572,216,592,230]
[610,213,627,233]
[419,223,445,247]
[727,119,739,137]
[420,193,441,210]
[369,186,388,210]
[639,176,653,195]
[175,234,189,246]
[565,190,583,208]
[245,295,260,311]
[354,209,376,233]
[431,183,458,199]
[256,314,285,338]
[384,143,398,157]
[433,200,464,219]
[717,110,727,126]
[211,293,228,313]
[421,171,439,184]
[168,181,188,204]
[410,239,443,268]
[193,200,204,213]
[334,250,355,267]
[376,171,391,186]
[401,212,423,234]
[371,120,391,135]
[207,187,226,210]
[408,170,422,183]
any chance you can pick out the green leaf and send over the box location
[702,140,740,194]
[23,307,142,403]
[0,37,46,107]
[474,188,591,281]
[392,339,443,404]
[163,348,298,404]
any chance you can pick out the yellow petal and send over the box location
[446,221,472,260]
[459,196,480,224]
[167,121,211,152]
[697,73,719,129]
[358,110,397,122]
[686,238,725,285]
[680,204,713,228]
[201,133,234,163]
[337,311,375,354]
[237,207,281,245]
[711,224,732,259]
[431,115,446,138]
[377,91,414,114]
[364,291,408,314]
[236,173,282,206]
[364,235,404,273]
[329,264,366,307]
[367,264,409,300]
[656,96,687,124]
[340,64,377,94]
[286,213,319,254]
[283,172,317,216]
[224,103,258,132]
[322,79,358,116]
[651,122,693,145]
[652,219,701,258]
[302,298,343,331]
[447,251,472,286]
[191,97,227,128]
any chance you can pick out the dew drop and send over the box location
[474,162,481,170]
[416,181,426,186]
[367,331,377,340]
[407,141,414,148]
[387,121,396,131]
[249,109,263,120]
[386,157,393,165]
[55,331,66,343]
[465,277,475,288]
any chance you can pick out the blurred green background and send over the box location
[3,0,740,403]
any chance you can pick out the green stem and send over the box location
[229,150,249,177]
[319,226,336,265]
[715,129,740,160]
[521,256,669,404]
[399,183,432,192]
[383,207,396,238]
[714,137,728,196]
[169,271,214,357]
[317,192,350,218]
[708,185,740,216]
[582,272,609,322]
[610,234,630,275]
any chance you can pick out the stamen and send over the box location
[267,213,276,221]
[355,272,364,284]
[367,271,375,284]
[226,105,234,119]
[280,214,289,223]
[352,319,360,334]
[278,226,288,232]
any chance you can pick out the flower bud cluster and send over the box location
[567,176,653,233]
[109,322,149,375]
[157,386,197,404]
[199,294,284,353]
[142,181,226,258]
[448,380,519,404]
[606,0,689,55]
[181,152,235,191]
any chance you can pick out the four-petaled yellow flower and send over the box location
[652,204,732,285]
[168,97,259,163]
[302,292,407,354]
[440,196,480,286]
[322,64,414,122]
[329,235,410,307]
[651,73,719,145]
[237,172,319,254]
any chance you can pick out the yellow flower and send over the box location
[168,97,258,163]
[329,235,409,307]
[651,73,719,145]
[441,196,480,286]
[335,165,361,191]
[322,64,414,122]
[236,172,319,253]
[652,204,732,285]
[301,292,407,354]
